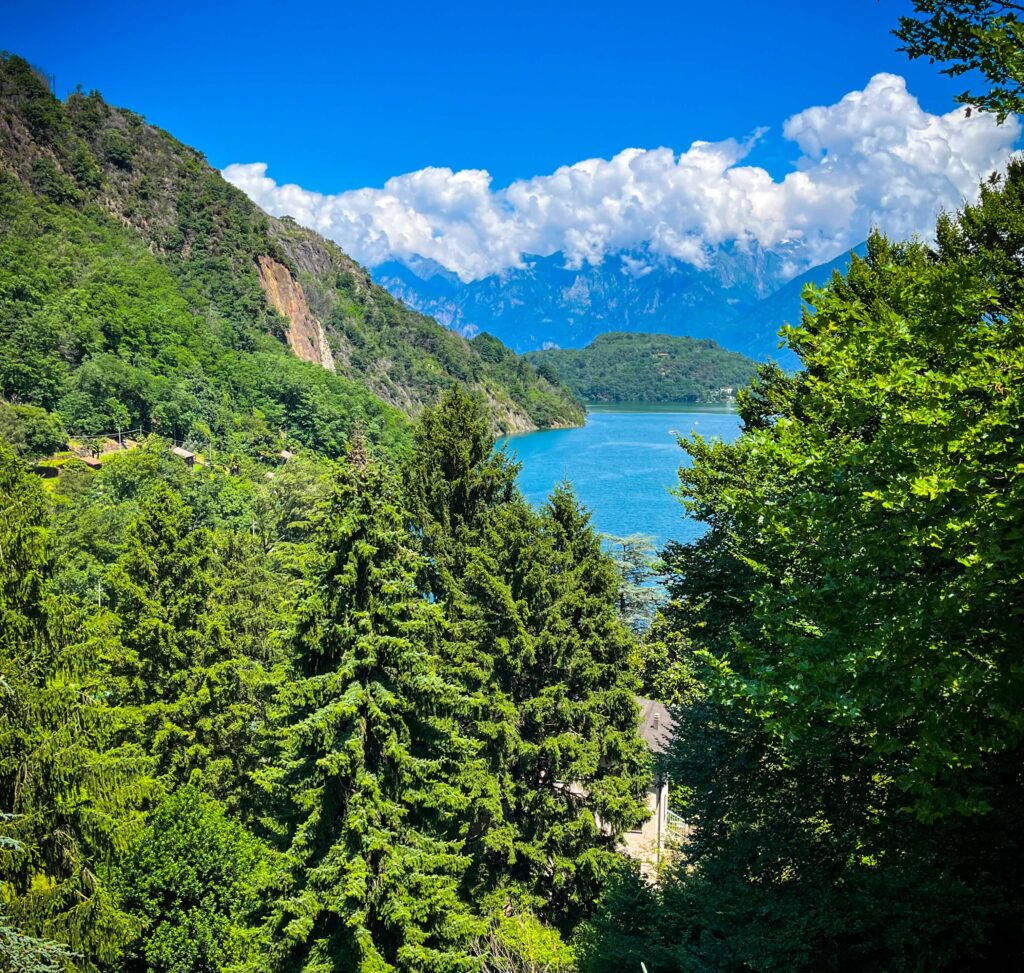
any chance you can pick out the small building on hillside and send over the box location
[621,696,677,878]
[171,445,197,468]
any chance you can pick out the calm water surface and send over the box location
[496,404,742,548]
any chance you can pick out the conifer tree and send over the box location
[605,533,665,634]
[0,444,153,967]
[104,482,224,795]
[507,485,649,924]
[105,482,278,807]
[0,897,77,973]
[404,385,520,596]
[107,483,213,707]
[192,525,293,811]
[270,449,482,972]
[405,394,648,929]
[0,444,48,662]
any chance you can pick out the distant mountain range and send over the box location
[375,244,865,370]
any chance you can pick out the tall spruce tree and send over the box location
[103,480,280,812]
[270,449,482,972]
[404,385,521,597]
[107,483,213,707]
[0,444,153,968]
[105,483,223,785]
[405,392,648,930]
[512,486,649,924]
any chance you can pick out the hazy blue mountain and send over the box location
[728,246,867,367]
[374,244,865,369]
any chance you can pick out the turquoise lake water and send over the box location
[496,404,742,548]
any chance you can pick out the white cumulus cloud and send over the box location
[223,74,1020,282]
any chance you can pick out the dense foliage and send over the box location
[0,391,647,972]
[116,788,269,973]
[525,333,758,403]
[5,7,1024,970]
[268,449,483,971]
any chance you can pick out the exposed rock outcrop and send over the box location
[256,255,335,371]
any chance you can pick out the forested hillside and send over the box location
[0,53,583,457]
[525,332,758,402]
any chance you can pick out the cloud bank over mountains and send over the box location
[224,74,1020,283]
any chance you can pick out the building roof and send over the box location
[635,696,674,754]
[171,446,195,460]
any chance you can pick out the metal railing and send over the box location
[666,808,687,833]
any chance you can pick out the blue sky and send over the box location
[8,1,1020,282]
[6,0,980,189]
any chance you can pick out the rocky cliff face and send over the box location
[256,255,335,371]
[264,216,586,432]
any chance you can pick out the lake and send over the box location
[496,404,742,549]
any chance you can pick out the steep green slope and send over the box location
[0,54,582,453]
[0,168,408,456]
[267,217,584,430]
[526,331,758,403]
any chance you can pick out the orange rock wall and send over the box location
[257,255,335,371]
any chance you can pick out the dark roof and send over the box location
[635,696,674,754]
